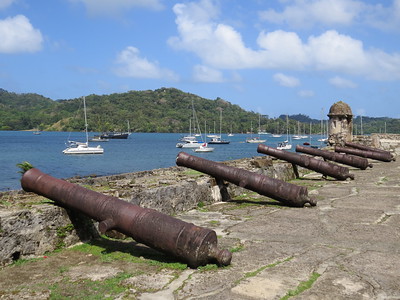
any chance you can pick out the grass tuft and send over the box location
[280,272,321,300]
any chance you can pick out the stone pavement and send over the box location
[156,156,400,299]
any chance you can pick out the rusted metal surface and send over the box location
[21,168,232,268]
[335,146,393,162]
[257,144,354,181]
[296,145,373,170]
[176,151,316,207]
[344,142,395,161]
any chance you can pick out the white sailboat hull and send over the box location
[63,144,104,155]
[246,138,266,143]
[277,144,292,150]
[179,141,202,148]
[277,140,292,150]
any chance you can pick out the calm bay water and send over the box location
[0,131,325,191]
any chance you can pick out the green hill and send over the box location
[0,87,398,134]
[0,87,259,133]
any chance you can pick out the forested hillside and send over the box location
[0,87,398,134]
[0,88,258,133]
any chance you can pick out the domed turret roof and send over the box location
[328,101,353,117]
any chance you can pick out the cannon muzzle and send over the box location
[176,151,316,207]
[296,145,373,170]
[257,144,354,181]
[21,168,232,268]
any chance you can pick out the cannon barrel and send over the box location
[257,144,354,181]
[21,168,232,268]
[296,145,373,170]
[344,142,395,161]
[335,146,393,162]
[176,151,315,207]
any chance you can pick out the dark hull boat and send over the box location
[208,137,230,144]
[100,132,130,139]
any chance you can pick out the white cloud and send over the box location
[257,30,309,69]
[0,0,16,10]
[307,30,368,74]
[329,76,357,88]
[259,0,400,32]
[298,90,315,98]
[259,0,364,28]
[114,46,178,81]
[0,15,43,53]
[359,0,400,31]
[193,65,225,82]
[273,73,300,87]
[169,1,400,81]
[69,0,164,17]
[168,0,261,69]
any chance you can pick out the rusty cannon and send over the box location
[344,142,395,161]
[257,144,354,181]
[335,146,393,162]
[176,151,316,207]
[295,145,373,170]
[21,168,232,268]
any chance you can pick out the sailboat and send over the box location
[277,115,292,150]
[176,101,202,148]
[63,97,104,155]
[193,105,214,152]
[228,124,234,136]
[208,109,230,144]
[292,121,303,140]
[317,119,328,143]
[33,128,41,135]
[272,120,281,138]
[246,115,266,143]
[194,142,214,152]
[207,121,219,138]
[100,120,131,139]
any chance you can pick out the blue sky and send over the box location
[1,0,400,119]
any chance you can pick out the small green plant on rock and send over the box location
[197,201,209,212]
[55,224,75,250]
[16,161,34,174]
[230,243,245,253]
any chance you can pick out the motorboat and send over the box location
[208,137,230,144]
[89,136,109,142]
[277,140,292,150]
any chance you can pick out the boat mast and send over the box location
[286,115,289,141]
[83,96,89,145]
[219,109,222,138]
